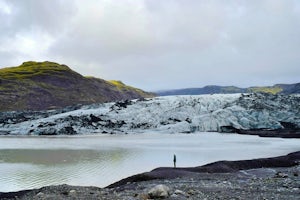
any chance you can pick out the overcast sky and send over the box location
[0,0,299,91]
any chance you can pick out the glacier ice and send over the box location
[0,93,299,135]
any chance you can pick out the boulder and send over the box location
[68,189,77,196]
[274,172,288,178]
[148,184,170,199]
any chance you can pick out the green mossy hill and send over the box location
[247,86,283,95]
[0,61,71,80]
[109,80,153,97]
[0,61,155,111]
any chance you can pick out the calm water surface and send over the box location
[0,132,299,192]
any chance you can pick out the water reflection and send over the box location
[0,148,139,192]
[0,133,299,192]
[0,149,129,165]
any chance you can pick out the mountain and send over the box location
[274,83,300,94]
[157,86,247,96]
[156,83,300,96]
[0,61,154,111]
[0,93,299,135]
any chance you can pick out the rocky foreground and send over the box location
[0,93,299,136]
[1,152,300,200]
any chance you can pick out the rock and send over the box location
[38,128,57,135]
[112,100,132,110]
[293,172,298,177]
[89,114,102,122]
[220,126,238,133]
[173,190,186,197]
[187,189,196,195]
[138,193,150,200]
[58,126,77,135]
[69,189,77,196]
[174,189,188,196]
[0,131,9,135]
[35,192,45,198]
[274,172,289,178]
[185,118,192,123]
[148,184,170,199]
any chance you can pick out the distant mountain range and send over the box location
[156,83,300,96]
[0,61,154,111]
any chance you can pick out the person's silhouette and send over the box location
[173,154,176,168]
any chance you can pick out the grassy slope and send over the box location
[0,61,154,111]
[247,86,283,95]
[108,80,153,98]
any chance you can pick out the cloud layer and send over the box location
[1,0,299,90]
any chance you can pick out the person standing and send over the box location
[173,154,176,168]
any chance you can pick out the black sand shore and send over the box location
[1,151,300,200]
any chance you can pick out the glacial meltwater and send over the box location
[0,132,299,192]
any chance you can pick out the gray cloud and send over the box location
[1,0,299,91]
[1,0,75,33]
[0,0,75,63]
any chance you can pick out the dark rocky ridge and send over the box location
[0,61,154,111]
[220,126,300,138]
[108,151,300,188]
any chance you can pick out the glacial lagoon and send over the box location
[0,132,299,192]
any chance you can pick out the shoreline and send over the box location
[219,126,300,139]
[107,151,300,188]
[1,151,299,199]
[236,129,300,139]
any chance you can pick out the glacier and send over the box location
[0,93,299,135]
